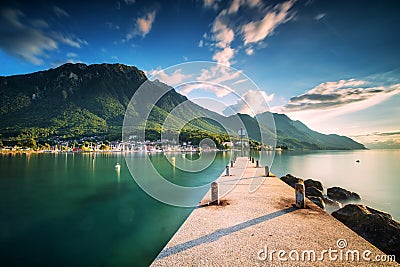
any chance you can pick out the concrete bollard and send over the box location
[211,182,219,205]
[252,158,254,164]
[225,165,230,176]
[230,160,234,168]
[256,160,259,168]
[295,182,306,208]
[265,166,269,177]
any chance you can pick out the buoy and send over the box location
[115,163,121,170]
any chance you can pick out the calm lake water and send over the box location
[0,149,399,266]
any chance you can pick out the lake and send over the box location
[0,149,398,266]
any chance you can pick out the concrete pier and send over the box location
[151,157,398,266]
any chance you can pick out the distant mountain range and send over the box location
[0,63,365,150]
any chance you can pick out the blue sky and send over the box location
[1,0,400,148]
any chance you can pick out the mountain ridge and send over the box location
[0,63,365,150]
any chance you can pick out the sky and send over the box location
[0,0,400,148]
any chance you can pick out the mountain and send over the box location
[0,63,365,150]
[256,112,365,150]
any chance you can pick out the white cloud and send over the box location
[274,79,400,135]
[242,0,295,45]
[197,64,242,85]
[212,19,235,48]
[30,19,49,28]
[282,79,400,112]
[223,89,274,115]
[245,47,254,55]
[106,22,120,30]
[0,8,57,65]
[200,0,295,66]
[179,82,232,98]
[67,52,78,58]
[314,13,326,20]
[0,8,87,65]
[148,68,193,87]
[124,0,136,5]
[227,0,263,14]
[53,5,69,18]
[203,0,221,10]
[53,33,88,48]
[212,46,235,66]
[231,78,247,85]
[350,131,400,149]
[227,0,242,14]
[125,11,156,40]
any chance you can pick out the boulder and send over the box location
[305,186,324,199]
[308,196,325,209]
[322,196,342,209]
[332,204,400,261]
[351,192,361,200]
[304,179,323,191]
[280,174,303,188]
[327,186,361,202]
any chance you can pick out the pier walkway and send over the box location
[151,157,398,266]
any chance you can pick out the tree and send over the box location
[99,144,109,150]
[26,138,37,150]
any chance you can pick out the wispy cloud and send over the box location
[125,10,156,41]
[200,0,296,66]
[0,8,57,65]
[202,0,221,10]
[66,52,78,58]
[106,22,120,30]
[53,33,88,48]
[53,5,69,18]
[179,82,232,98]
[241,0,295,45]
[245,47,254,55]
[212,18,235,49]
[349,131,400,149]
[30,19,49,28]
[352,131,400,137]
[0,8,87,65]
[270,76,400,138]
[314,13,325,20]
[282,79,400,112]
[212,47,235,66]
[124,0,136,5]
[223,89,274,116]
[148,68,193,87]
[197,65,242,85]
